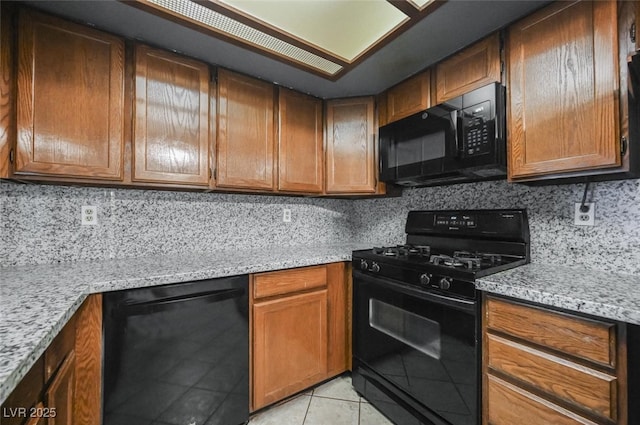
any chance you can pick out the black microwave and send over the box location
[379,82,507,187]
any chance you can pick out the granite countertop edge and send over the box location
[476,263,640,325]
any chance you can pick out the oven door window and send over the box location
[369,299,441,360]
[354,277,477,425]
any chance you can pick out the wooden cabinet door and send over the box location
[216,69,275,190]
[435,33,501,103]
[507,1,620,180]
[325,97,376,194]
[45,352,75,425]
[16,9,124,180]
[385,70,431,124]
[253,290,328,409]
[133,45,210,185]
[278,88,323,193]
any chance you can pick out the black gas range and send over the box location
[352,209,529,425]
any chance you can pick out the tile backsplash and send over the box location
[1,178,639,275]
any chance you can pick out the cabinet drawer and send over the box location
[44,314,76,381]
[487,334,617,420]
[487,374,599,425]
[254,266,327,299]
[486,297,615,367]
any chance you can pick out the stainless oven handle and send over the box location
[353,270,477,314]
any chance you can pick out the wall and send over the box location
[2,178,639,275]
[351,179,640,275]
[0,181,354,267]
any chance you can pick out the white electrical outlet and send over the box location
[574,203,595,226]
[81,206,98,226]
[283,208,292,223]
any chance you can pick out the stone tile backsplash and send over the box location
[1,178,639,275]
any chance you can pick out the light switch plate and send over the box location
[574,203,595,226]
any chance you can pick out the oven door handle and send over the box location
[353,270,477,314]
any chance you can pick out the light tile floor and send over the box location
[249,375,393,425]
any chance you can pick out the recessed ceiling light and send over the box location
[143,0,344,75]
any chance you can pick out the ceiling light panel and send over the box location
[218,0,409,62]
[408,0,436,11]
[144,0,344,75]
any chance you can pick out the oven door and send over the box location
[352,271,479,425]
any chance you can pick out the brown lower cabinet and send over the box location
[1,294,102,425]
[250,263,350,411]
[483,294,628,425]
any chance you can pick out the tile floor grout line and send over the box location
[301,393,312,425]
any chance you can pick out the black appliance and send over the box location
[103,275,249,425]
[379,83,506,187]
[352,209,530,425]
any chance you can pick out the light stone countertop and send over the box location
[0,244,369,405]
[3,251,640,406]
[476,263,640,325]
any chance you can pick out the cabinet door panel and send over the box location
[45,352,75,425]
[325,97,376,193]
[436,33,501,103]
[133,45,209,185]
[508,1,620,179]
[217,69,274,190]
[386,70,431,123]
[278,88,323,193]
[16,9,124,179]
[253,290,328,409]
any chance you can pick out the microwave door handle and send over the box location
[453,111,463,158]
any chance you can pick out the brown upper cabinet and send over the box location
[133,45,210,186]
[1,5,14,179]
[15,9,125,180]
[277,88,323,193]
[384,70,431,125]
[325,97,377,194]
[216,69,275,191]
[435,32,501,103]
[507,1,620,180]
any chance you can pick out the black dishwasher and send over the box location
[103,275,249,425]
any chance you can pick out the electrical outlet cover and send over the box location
[283,209,292,223]
[81,206,98,226]
[574,203,595,226]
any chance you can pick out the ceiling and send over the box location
[22,0,550,99]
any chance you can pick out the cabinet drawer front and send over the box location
[254,266,327,299]
[486,297,615,367]
[487,375,599,425]
[487,334,617,420]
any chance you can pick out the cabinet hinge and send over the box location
[621,136,628,156]
[9,148,14,164]
[631,22,637,44]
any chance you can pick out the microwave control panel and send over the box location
[461,101,492,157]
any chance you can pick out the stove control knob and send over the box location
[419,274,431,285]
[439,277,452,290]
[370,262,381,273]
[359,259,369,270]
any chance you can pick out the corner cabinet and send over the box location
[133,45,210,186]
[250,263,350,411]
[506,1,621,180]
[216,69,275,191]
[483,295,628,425]
[15,9,125,180]
[0,294,102,425]
[325,97,377,194]
[277,88,323,193]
